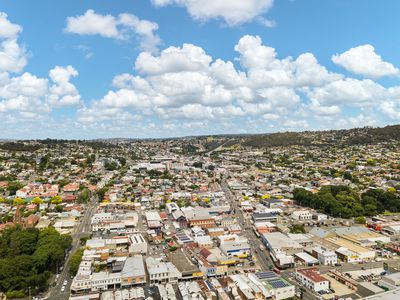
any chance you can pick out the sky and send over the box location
[1,0,400,139]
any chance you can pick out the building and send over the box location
[254,272,296,300]
[291,210,312,221]
[294,252,319,266]
[146,257,180,284]
[295,268,329,292]
[380,272,400,288]
[261,232,303,268]
[218,234,251,258]
[71,256,146,293]
[128,233,148,254]
[312,246,337,265]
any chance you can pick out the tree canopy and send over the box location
[293,185,400,218]
[0,226,71,297]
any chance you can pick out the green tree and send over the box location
[290,224,306,234]
[77,189,90,203]
[355,216,367,224]
[69,248,84,275]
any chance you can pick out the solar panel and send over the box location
[256,271,279,280]
[205,280,213,290]
[269,279,289,289]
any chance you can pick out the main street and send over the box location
[47,196,98,300]
[221,174,274,272]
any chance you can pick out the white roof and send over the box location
[295,252,319,263]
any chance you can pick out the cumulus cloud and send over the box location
[65,9,161,53]
[308,78,387,107]
[78,34,400,134]
[47,65,81,107]
[80,35,344,128]
[0,13,27,74]
[332,44,399,78]
[235,35,342,88]
[151,0,274,26]
[0,13,81,121]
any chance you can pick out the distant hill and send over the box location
[240,125,400,148]
[1,125,400,150]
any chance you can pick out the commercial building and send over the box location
[312,246,337,265]
[146,257,181,284]
[291,210,313,221]
[295,268,329,292]
[218,234,251,258]
[128,233,148,254]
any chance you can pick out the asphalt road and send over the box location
[47,197,97,300]
[221,176,274,272]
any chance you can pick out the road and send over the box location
[220,174,394,300]
[47,197,98,300]
[220,175,274,272]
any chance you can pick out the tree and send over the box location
[77,189,90,203]
[51,195,62,204]
[69,248,84,276]
[7,181,23,195]
[32,197,43,205]
[290,224,306,234]
[355,216,366,224]
[96,187,108,200]
[13,197,25,206]
[0,226,71,296]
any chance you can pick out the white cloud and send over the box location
[47,65,81,107]
[151,0,274,26]
[0,13,82,120]
[65,9,161,52]
[0,12,21,39]
[336,114,378,129]
[135,43,211,75]
[256,17,276,28]
[308,99,341,116]
[332,44,399,78]
[65,9,120,38]
[79,35,349,130]
[308,78,387,107]
[235,35,342,88]
[0,13,27,73]
[66,34,400,136]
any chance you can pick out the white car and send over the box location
[61,287,65,292]
[63,280,68,285]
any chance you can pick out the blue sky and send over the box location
[0,0,400,139]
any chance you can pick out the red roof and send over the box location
[199,247,212,258]
[297,268,327,283]
[159,212,168,219]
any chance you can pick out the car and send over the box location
[335,263,342,266]
[63,280,68,285]
[61,287,65,292]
